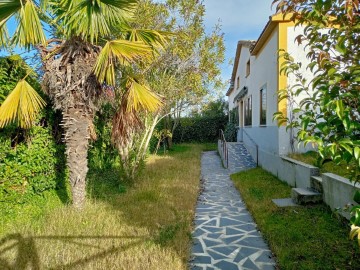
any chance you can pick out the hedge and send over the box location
[172,115,227,143]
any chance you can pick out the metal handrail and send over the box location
[219,129,229,168]
[242,128,259,166]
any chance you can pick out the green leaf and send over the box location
[354,190,360,204]
[335,100,344,119]
[354,147,360,160]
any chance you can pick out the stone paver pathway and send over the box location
[189,143,276,270]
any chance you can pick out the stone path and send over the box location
[189,143,276,270]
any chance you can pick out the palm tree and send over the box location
[0,0,166,209]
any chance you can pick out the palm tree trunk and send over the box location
[63,108,90,209]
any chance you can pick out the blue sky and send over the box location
[202,0,273,86]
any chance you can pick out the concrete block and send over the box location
[310,176,323,193]
[322,173,360,220]
[291,188,322,205]
[277,158,296,186]
[272,198,299,207]
[281,156,319,188]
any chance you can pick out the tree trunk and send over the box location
[63,109,90,209]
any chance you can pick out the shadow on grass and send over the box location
[0,233,146,270]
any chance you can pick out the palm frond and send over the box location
[13,0,46,48]
[128,29,172,51]
[60,0,137,42]
[94,40,152,85]
[0,80,46,128]
[0,0,21,25]
[126,77,162,112]
[0,0,21,46]
[0,22,8,46]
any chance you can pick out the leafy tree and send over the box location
[272,0,360,242]
[111,0,225,179]
[0,0,167,209]
[200,98,227,118]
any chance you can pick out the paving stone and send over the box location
[219,217,241,227]
[242,258,259,270]
[214,260,239,270]
[190,147,276,269]
[192,255,212,264]
[222,235,242,245]
[191,241,204,254]
[203,239,223,247]
[207,233,222,239]
[212,246,238,256]
[255,251,274,263]
[202,226,223,233]
[226,227,245,236]
[207,250,227,261]
[234,247,261,263]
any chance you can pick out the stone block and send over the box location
[291,188,322,205]
[310,176,323,193]
[322,173,360,220]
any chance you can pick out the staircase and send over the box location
[217,140,256,173]
[290,174,324,205]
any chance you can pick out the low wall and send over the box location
[322,173,360,219]
[244,144,358,219]
[280,156,319,188]
[255,148,319,188]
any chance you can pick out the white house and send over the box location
[226,13,313,172]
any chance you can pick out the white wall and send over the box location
[239,28,280,154]
[228,46,252,111]
[284,26,316,154]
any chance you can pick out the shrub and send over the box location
[172,115,227,143]
[0,124,66,204]
[224,122,237,142]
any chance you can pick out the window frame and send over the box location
[260,85,267,126]
[246,60,250,77]
[244,95,252,126]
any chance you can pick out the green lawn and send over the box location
[231,168,360,270]
[0,143,210,270]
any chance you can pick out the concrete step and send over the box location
[310,176,323,193]
[291,187,322,205]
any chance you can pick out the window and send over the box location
[236,76,240,89]
[244,95,252,126]
[246,60,250,77]
[260,86,267,125]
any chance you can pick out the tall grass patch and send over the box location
[0,144,205,269]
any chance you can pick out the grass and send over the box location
[0,143,207,269]
[288,151,354,179]
[231,168,360,270]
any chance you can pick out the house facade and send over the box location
[226,13,313,170]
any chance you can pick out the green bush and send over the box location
[0,125,66,204]
[0,55,67,205]
[88,104,118,171]
[172,115,227,143]
[224,122,237,142]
